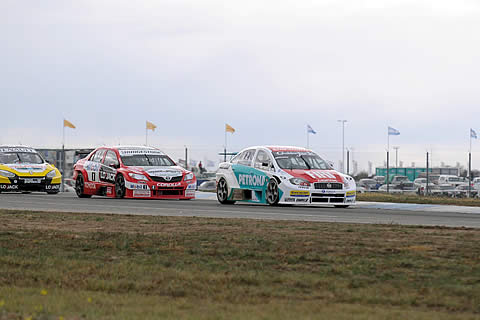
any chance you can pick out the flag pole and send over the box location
[224,128,227,162]
[62,120,65,193]
[145,125,147,146]
[307,129,309,149]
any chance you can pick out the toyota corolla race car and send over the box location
[216,146,356,207]
[0,145,62,194]
[73,146,196,199]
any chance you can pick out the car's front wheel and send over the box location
[75,173,91,198]
[115,174,126,199]
[266,179,280,206]
[217,178,235,204]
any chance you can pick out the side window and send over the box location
[230,151,244,164]
[92,149,106,163]
[254,150,272,170]
[103,150,119,167]
[231,150,254,166]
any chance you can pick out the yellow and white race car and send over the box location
[0,146,62,194]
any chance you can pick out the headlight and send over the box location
[184,173,194,181]
[289,177,311,187]
[128,173,149,181]
[0,170,15,178]
[46,170,57,178]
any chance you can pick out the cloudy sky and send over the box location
[2,0,480,172]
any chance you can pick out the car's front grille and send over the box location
[311,193,345,198]
[314,182,343,190]
[149,176,183,183]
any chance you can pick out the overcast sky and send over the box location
[2,0,480,172]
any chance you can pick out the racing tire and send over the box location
[266,178,280,206]
[75,174,92,198]
[115,174,126,199]
[216,178,235,204]
[334,205,350,208]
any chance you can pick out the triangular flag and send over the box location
[225,123,235,133]
[146,121,157,131]
[63,119,76,129]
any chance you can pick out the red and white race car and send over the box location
[73,146,196,199]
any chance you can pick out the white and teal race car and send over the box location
[216,146,356,207]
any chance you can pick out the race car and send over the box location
[73,146,196,199]
[0,145,62,194]
[216,146,356,207]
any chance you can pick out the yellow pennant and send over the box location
[225,123,235,133]
[63,119,76,129]
[146,121,157,131]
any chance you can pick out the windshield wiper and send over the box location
[144,154,153,166]
[300,155,311,170]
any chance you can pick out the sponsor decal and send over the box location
[133,190,151,197]
[296,198,309,203]
[7,165,46,172]
[285,197,296,202]
[0,147,36,153]
[290,190,310,197]
[46,184,60,190]
[346,191,356,197]
[99,167,116,183]
[238,174,266,187]
[85,182,96,189]
[0,184,19,190]
[305,170,338,181]
[346,198,355,203]
[187,183,196,190]
[185,190,195,197]
[126,182,149,190]
[107,187,113,195]
[157,182,181,188]
[118,149,165,156]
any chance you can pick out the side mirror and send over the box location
[109,163,119,169]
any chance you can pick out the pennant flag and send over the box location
[225,123,235,133]
[471,128,477,139]
[307,124,316,134]
[388,126,400,136]
[63,119,76,129]
[146,121,157,131]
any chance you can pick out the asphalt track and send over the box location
[1,192,480,228]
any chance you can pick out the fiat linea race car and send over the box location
[216,146,356,207]
[0,145,62,194]
[73,146,196,199]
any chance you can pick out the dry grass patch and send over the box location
[0,209,479,319]
[358,192,480,206]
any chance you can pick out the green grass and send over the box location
[358,192,480,206]
[0,209,479,319]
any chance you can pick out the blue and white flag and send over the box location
[471,128,477,139]
[388,126,400,136]
[307,124,316,134]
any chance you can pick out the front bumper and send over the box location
[0,176,61,192]
[280,186,356,205]
[124,180,197,199]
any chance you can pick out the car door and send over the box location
[230,149,260,189]
[99,150,118,186]
[84,149,105,185]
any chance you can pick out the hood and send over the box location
[2,163,49,174]
[283,169,345,183]
[129,166,185,177]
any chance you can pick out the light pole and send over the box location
[337,120,347,173]
[393,146,400,168]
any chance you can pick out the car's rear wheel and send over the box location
[217,178,235,204]
[334,205,349,208]
[115,174,126,199]
[266,179,280,206]
[75,173,91,198]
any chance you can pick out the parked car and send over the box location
[454,184,478,198]
[438,175,464,188]
[198,180,216,192]
[373,176,385,184]
[356,186,366,193]
[389,175,410,185]
[379,183,416,194]
[417,184,443,196]
[357,178,379,191]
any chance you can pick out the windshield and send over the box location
[395,176,408,181]
[448,177,461,182]
[121,155,175,167]
[0,152,44,164]
[272,152,330,170]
